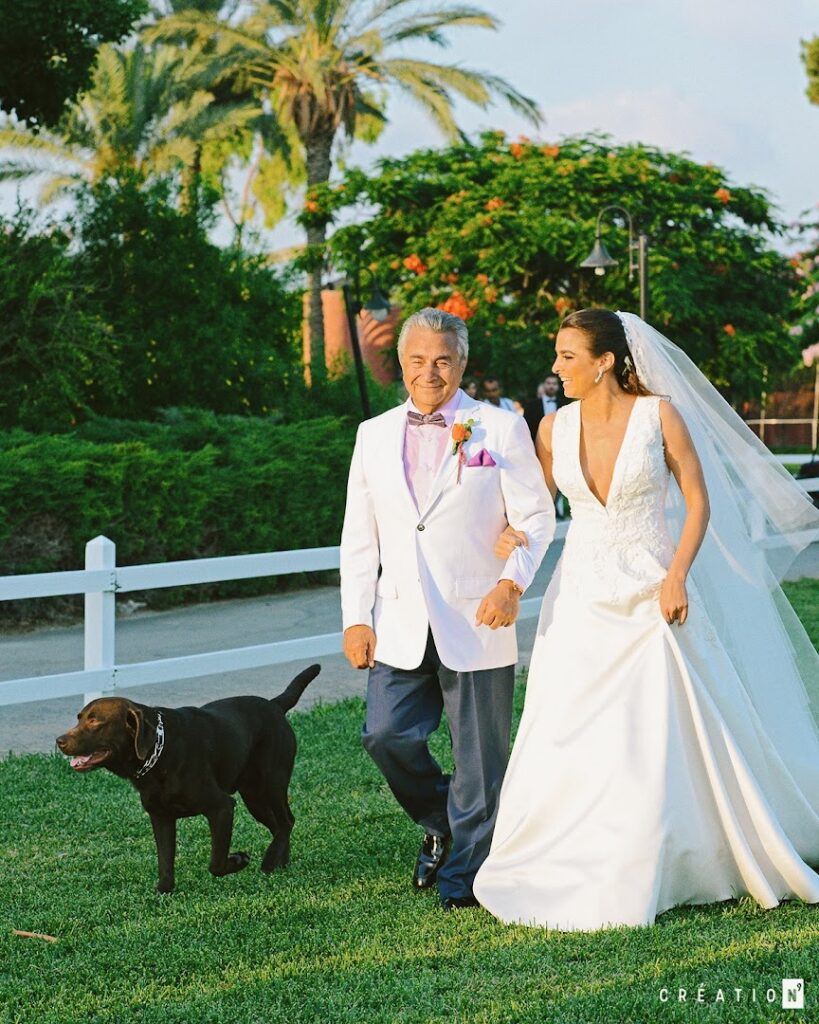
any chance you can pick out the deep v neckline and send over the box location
[577,397,642,510]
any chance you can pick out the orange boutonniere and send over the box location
[451,418,476,483]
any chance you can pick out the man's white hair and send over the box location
[397,307,469,364]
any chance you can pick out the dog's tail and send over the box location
[271,664,321,712]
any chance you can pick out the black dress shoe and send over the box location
[440,894,480,912]
[412,832,449,889]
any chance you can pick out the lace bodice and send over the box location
[551,396,676,606]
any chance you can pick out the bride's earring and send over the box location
[594,368,604,384]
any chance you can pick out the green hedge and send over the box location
[0,411,357,625]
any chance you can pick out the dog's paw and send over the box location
[155,879,175,894]
[261,842,290,872]
[227,851,251,873]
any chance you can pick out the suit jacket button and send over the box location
[417,524,425,532]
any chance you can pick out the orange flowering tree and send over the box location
[324,132,798,401]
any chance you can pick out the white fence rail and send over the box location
[0,537,347,708]
[1,454,816,710]
[0,524,569,709]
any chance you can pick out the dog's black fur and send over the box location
[56,665,320,892]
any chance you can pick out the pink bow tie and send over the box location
[407,411,447,427]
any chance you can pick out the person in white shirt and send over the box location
[339,308,555,911]
[481,377,516,412]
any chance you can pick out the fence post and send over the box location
[84,535,116,704]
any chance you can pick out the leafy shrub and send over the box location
[76,179,303,421]
[0,413,359,626]
[0,210,122,430]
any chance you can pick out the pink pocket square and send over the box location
[466,448,497,467]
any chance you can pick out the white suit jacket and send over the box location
[340,389,555,671]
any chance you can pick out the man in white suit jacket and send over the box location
[340,308,555,910]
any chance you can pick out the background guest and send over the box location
[524,373,570,441]
[482,377,516,412]
[524,373,571,519]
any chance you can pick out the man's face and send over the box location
[542,376,560,398]
[400,328,465,413]
[482,380,502,404]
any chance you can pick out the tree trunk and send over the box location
[304,131,334,386]
[181,145,202,217]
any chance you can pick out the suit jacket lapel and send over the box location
[418,392,482,519]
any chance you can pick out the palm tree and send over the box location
[145,0,305,233]
[0,41,263,210]
[147,0,542,383]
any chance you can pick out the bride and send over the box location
[472,308,819,931]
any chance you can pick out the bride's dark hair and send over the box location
[560,309,653,396]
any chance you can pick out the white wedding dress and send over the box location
[473,395,819,931]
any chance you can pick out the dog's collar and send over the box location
[135,713,165,779]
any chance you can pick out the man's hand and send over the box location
[475,580,522,630]
[494,525,529,560]
[343,624,377,669]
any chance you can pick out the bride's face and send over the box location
[553,327,611,400]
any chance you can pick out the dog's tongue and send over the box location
[70,754,94,769]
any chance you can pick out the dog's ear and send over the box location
[126,706,149,760]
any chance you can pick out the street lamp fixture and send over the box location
[580,236,619,277]
[363,280,391,322]
[580,204,649,320]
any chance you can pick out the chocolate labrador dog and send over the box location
[56,664,320,893]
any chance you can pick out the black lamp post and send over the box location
[339,268,391,420]
[580,204,649,320]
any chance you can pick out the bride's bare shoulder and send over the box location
[657,396,695,450]
[535,411,558,451]
[657,395,682,425]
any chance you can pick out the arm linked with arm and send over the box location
[499,414,556,591]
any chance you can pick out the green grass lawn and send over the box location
[2,583,818,1024]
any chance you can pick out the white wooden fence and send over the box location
[0,525,570,709]
[1,458,816,710]
[0,538,348,708]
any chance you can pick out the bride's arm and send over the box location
[494,413,558,559]
[659,399,710,625]
[534,412,558,500]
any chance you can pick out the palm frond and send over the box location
[0,150,88,192]
[351,0,422,32]
[381,64,461,140]
[351,86,387,143]
[379,7,498,47]
[160,89,217,136]
[340,28,384,58]
[251,1,301,26]
[39,174,86,205]
[382,58,541,126]
[471,70,542,126]
[146,10,272,61]
[252,148,300,227]
[0,126,78,161]
[380,59,491,107]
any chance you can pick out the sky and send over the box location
[3,0,818,251]
[276,0,819,251]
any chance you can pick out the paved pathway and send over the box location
[2,541,817,756]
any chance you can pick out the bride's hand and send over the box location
[660,573,688,625]
[495,525,529,559]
